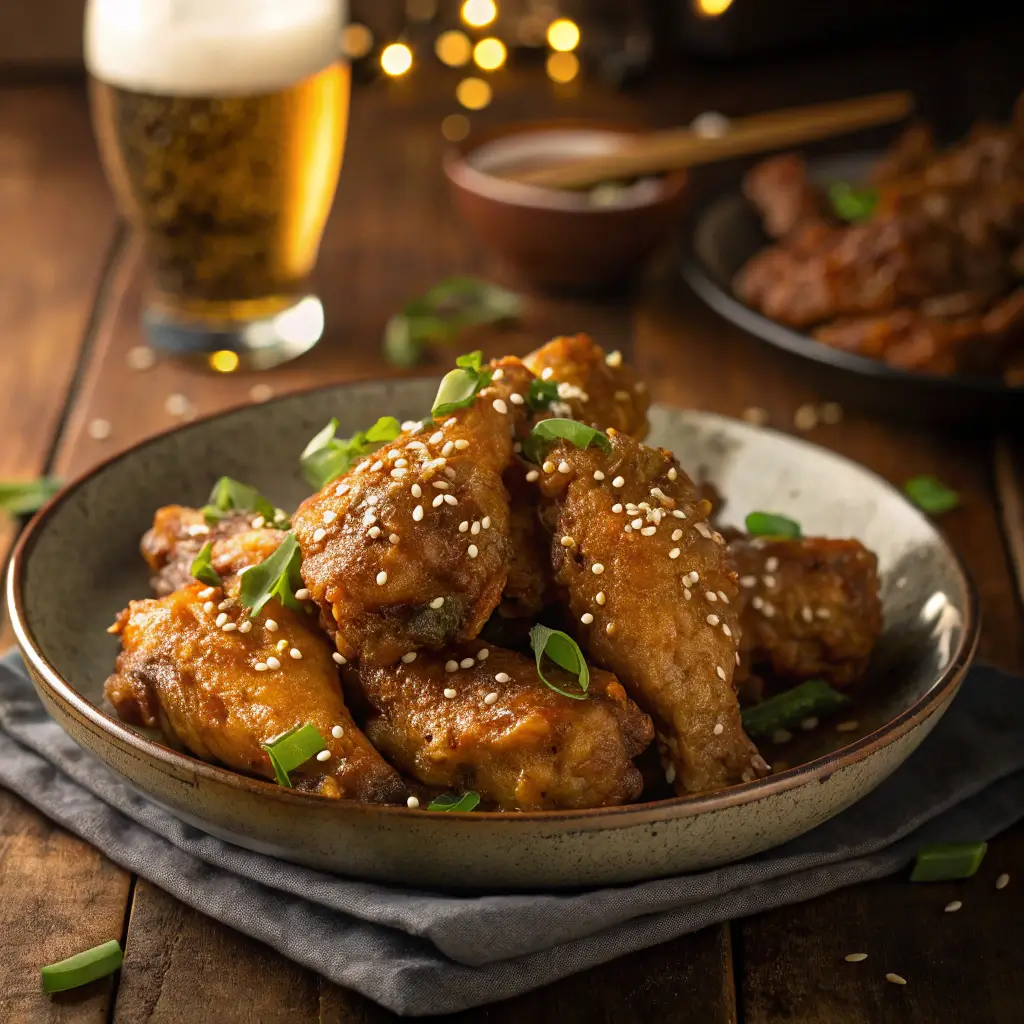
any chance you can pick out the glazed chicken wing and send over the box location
[730,536,883,691]
[105,582,407,803]
[292,360,535,666]
[524,334,651,440]
[537,431,767,794]
[345,642,653,810]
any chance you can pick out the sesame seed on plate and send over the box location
[581,613,594,625]
[216,613,228,627]
[713,723,724,735]
[468,544,479,558]
[945,900,962,912]
[377,571,388,585]
[592,563,605,575]
[707,614,720,626]
[526,470,540,482]
[430,597,445,609]
[413,505,424,521]
[716,666,726,680]
[265,619,278,632]
[845,953,867,963]
[444,494,458,506]
[407,796,420,808]
[612,476,625,488]
[313,528,327,542]
[664,762,677,784]
[266,656,281,670]
[445,660,459,673]
[444,688,457,699]
[885,973,906,986]
[402,652,417,664]
[332,652,347,665]
[316,749,331,762]
[255,662,268,672]
[996,873,1010,889]
[543,461,556,473]
[221,623,237,632]
[493,398,508,414]
[429,431,444,444]
[295,588,310,601]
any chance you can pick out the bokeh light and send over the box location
[441,114,471,141]
[546,18,580,52]
[461,0,497,29]
[381,42,413,77]
[341,23,373,60]
[406,0,437,21]
[209,350,240,373]
[435,30,472,67]
[693,0,734,16]
[456,77,492,110]
[473,37,507,71]
[545,51,579,84]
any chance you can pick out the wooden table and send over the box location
[2,20,1023,1022]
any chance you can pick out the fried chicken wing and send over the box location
[105,581,407,803]
[536,431,767,794]
[524,334,651,440]
[344,642,653,810]
[293,361,535,666]
[731,536,883,690]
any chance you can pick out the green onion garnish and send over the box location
[741,679,849,738]
[201,476,280,527]
[828,181,879,222]
[189,542,222,588]
[526,378,560,411]
[530,418,612,456]
[239,533,303,618]
[910,842,988,882]
[41,939,123,994]
[260,723,327,787]
[0,477,61,517]
[300,416,402,490]
[904,475,959,515]
[430,351,494,418]
[427,791,481,812]
[745,511,802,539]
[529,624,590,700]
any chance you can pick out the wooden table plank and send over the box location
[0,85,128,1024]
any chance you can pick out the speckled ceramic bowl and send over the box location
[8,381,978,890]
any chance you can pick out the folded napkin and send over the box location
[1,649,1022,1017]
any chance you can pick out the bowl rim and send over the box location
[7,379,981,824]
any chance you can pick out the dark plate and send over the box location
[681,153,1024,423]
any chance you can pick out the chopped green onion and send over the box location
[526,378,560,411]
[530,418,612,456]
[41,939,123,994]
[828,181,879,222]
[201,476,279,527]
[430,351,494,418]
[239,533,303,618]
[745,511,802,539]
[427,791,481,812]
[189,542,222,588]
[300,416,402,489]
[0,477,61,517]
[910,842,988,882]
[904,475,959,515]
[529,624,590,700]
[260,723,327,787]
[741,679,849,738]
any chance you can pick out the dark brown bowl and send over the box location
[445,120,689,293]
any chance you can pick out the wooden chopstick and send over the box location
[501,91,915,190]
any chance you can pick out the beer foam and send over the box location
[85,0,343,97]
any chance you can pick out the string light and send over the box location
[435,30,472,67]
[209,350,240,373]
[546,18,580,52]
[473,37,507,71]
[381,42,413,77]
[456,77,492,110]
[341,23,373,60]
[461,0,497,29]
[694,0,734,16]
[545,51,579,84]
[441,114,471,141]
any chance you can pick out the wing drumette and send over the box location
[105,582,407,803]
[537,430,768,794]
[345,642,653,810]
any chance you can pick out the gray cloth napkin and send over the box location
[0,649,1022,1017]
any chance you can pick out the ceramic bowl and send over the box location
[445,121,689,293]
[8,380,978,890]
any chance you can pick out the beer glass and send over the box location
[85,0,348,368]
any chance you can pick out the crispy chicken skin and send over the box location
[524,334,651,440]
[731,536,883,689]
[292,360,535,666]
[345,642,653,810]
[536,430,767,794]
[105,582,407,803]
[498,465,555,620]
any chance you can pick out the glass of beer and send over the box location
[84,0,348,369]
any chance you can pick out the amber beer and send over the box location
[85,0,347,355]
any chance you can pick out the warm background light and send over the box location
[473,37,507,71]
[435,30,472,67]
[381,42,413,76]
[341,23,373,60]
[456,77,492,110]
[545,51,579,84]
[406,0,438,20]
[441,113,471,141]
[209,350,240,373]
[694,0,734,17]
[546,18,580,52]
[461,0,497,29]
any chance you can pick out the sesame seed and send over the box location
[561,535,575,547]
[441,441,454,457]
[266,656,281,670]
[835,720,859,732]
[389,533,400,545]
[335,483,350,497]
[444,688,457,699]
[612,476,625,488]
[413,506,424,521]
[470,522,481,537]
[555,460,570,474]
[376,571,388,585]
[845,953,868,963]
[713,723,724,735]
[468,544,479,558]
[198,587,216,600]
[239,621,252,634]
[363,512,377,527]
[429,597,445,609]
[695,521,712,539]
[284,648,300,661]
[765,556,779,572]
[800,716,819,731]
[762,602,776,618]
[218,600,232,611]
[493,398,508,414]
[687,572,699,585]
[641,526,657,536]
[411,484,422,498]
[673,510,686,519]
[794,404,819,431]
[605,349,622,367]
[432,495,444,508]
[266,619,278,632]
[482,692,499,706]
[717,591,730,604]
[315,749,331,762]
[492,368,505,381]
[221,622,237,632]
[446,660,459,673]
[772,729,793,744]
[741,771,753,783]
[215,613,228,627]
[332,652,347,665]
[371,460,383,472]
[752,596,764,609]
[705,591,718,602]
[592,563,605,575]
[429,431,444,444]
[996,873,1010,889]
[543,461,556,473]
[276,639,289,652]
[355,460,370,474]
[444,494,458,506]
[459,521,469,532]
[402,652,417,664]
[614,390,630,402]
[740,575,757,588]
[481,516,491,529]
[801,606,813,623]
[722,624,732,637]
[624,525,633,534]
[390,468,407,479]
[451,439,469,453]
[445,419,457,427]
[716,666,726,680]
[605,622,616,636]
[668,467,678,481]
[249,515,266,530]
[945,900,962,912]
[665,763,677,784]
[670,529,682,542]
[526,470,540,482]
[595,591,606,605]
[407,796,420,808]
[684,589,692,600]
[202,601,214,614]
[581,613,594,625]
[295,588,310,601]
[541,367,554,380]
[885,973,906,986]
[612,504,623,513]
[313,528,327,542]
[593,470,606,481]
[164,392,194,418]
[509,393,524,406]
[706,614,720,627]
[632,518,643,529]
[254,662,268,672]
